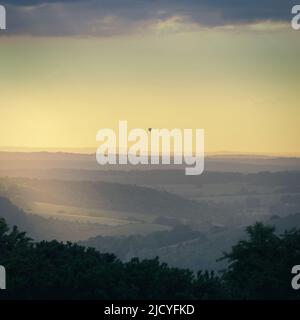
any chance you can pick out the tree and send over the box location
[221,222,300,299]
[1,218,300,300]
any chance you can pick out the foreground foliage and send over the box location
[0,218,299,300]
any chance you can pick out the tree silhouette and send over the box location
[221,222,300,299]
[1,218,300,300]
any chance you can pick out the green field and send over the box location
[26,201,169,237]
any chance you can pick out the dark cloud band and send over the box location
[1,0,297,36]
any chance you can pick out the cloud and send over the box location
[1,0,297,36]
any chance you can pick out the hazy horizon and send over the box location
[1,146,300,158]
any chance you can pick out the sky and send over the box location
[0,0,299,155]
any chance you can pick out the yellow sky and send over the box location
[0,26,299,155]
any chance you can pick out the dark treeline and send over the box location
[0,218,299,300]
